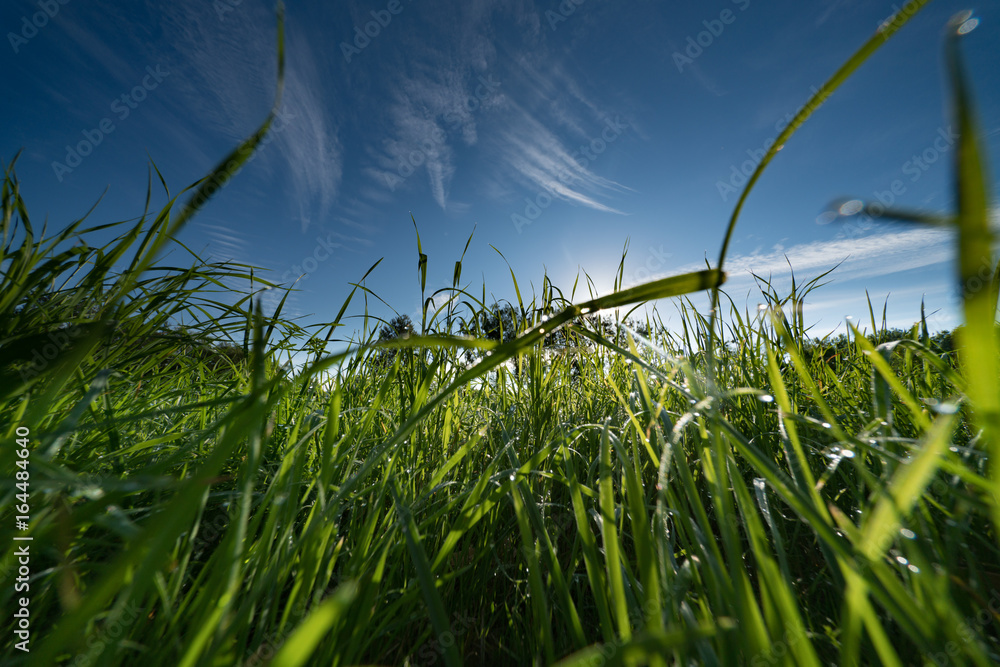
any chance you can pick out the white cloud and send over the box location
[126,1,343,231]
[670,227,955,287]
[361,1,636,215]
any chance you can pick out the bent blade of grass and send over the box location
[411,214,429,330]
[708,0,933,374]
[322,269,723,516]
[712,0,930,272]
[837,204,954,227]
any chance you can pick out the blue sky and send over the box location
[3,0,999,345]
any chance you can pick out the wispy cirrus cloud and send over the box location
[669,227,957,287]
[30,0,344,235]
[357,0,635,215]
[63,0,344,233]
[161,3,342,232]
[196,221,249,260]
[371,70,478,210]
[487,100,632,214]
[670,207,1000,291]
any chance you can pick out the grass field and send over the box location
[2,3,1000,665]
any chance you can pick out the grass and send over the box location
[2,2,999,665]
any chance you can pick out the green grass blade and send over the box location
[389,482,463,667]
[269,580,359,667]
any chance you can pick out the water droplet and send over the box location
[839,199,863,216]
[509,473,516,481]
[953,11,979,34]
[900,528,916,539]
[821,422,832,429]
[933,402,959,415]
[759,394,774,403]
[757,304,768,311]
[958,18,979,34]
[908,564,921,573]
[896,556,908,565]
[846,316,854,321]
[539,327,545,334]
[842,449,855,459]
[816,211,839,225]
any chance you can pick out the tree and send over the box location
[371,313,415,370]
[470,303,520,344]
